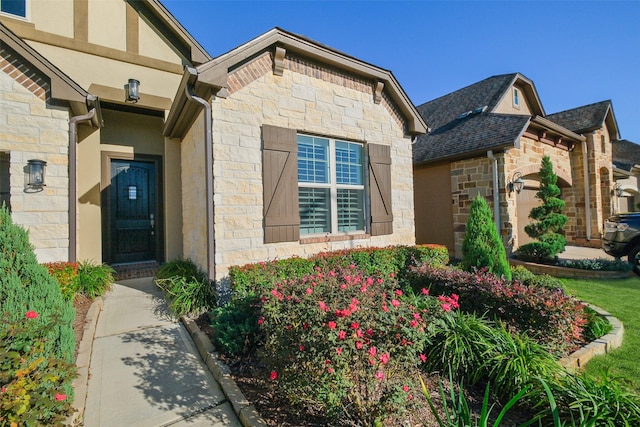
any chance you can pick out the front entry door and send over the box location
[109,159,158,263]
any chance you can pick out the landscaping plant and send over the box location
[44,262,79,300]
[462,195,511,280]
[257,264,445,424]
[0,207,76,424]
[77,261,115,298]
[155,259,216,317]
[518,156,568,262]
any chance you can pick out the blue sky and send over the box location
[163,1,640,142]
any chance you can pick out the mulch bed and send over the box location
[72,294,93,361]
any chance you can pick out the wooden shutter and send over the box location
[368,143,393,236]
[262,125,300,243]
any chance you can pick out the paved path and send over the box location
[83,277,242,427]
[559,245,614,261]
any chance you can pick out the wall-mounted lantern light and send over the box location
[613,183,624,198]
[125,78,140,103]
[508,171,524,194]
[27,159,46,188]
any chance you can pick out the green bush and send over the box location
[0,207,75,362]
[208,298,261,357]
[582,306,613,342]
[258,264,443,424]
[228,245,449,299]
[0,207,76,424]
[461,195,511,280]
[155,259,216,317]
[556,258,634,272]
[77,261,114,298]
[519,156,568,263]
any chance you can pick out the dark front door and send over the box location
[109,159,158,263]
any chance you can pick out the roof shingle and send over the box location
[613,139,640,172]
[546,100,612,134]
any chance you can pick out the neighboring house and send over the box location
[413,73,617,258]
[164,28,427,281]
[0,2,426,283]
[611,139,640,212]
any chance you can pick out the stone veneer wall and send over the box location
[504,137,575,248]
[0,48,70,262]
[192,51,415,280]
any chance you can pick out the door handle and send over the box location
[150,214,155,235]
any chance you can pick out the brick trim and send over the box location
[225,51,407,131]
[0,47,49,100]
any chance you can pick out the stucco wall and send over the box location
[187,51,416,280]
[0,50,70,262]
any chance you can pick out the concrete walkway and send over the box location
[559,244,614,261]
[82,277,242,427]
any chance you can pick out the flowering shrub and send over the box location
[228,245,449,300]
[0,311,76,425]
[556,258,633,272]
[407,265,587,354]
[257,264,446,424]
[45,262,79,300]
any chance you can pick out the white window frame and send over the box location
[0,0,28,20]
[297,134,366,236]
[513,87,520,109]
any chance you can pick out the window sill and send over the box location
[300,233,370,244]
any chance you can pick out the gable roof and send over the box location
[613,139,640,172]
[413,113,531,164]
[130,0,212,65]
[165,27,427,138]
[0,22,101,126]
[413,72,564,164]
[546,100,620,141]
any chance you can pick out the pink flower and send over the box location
[390,273,395,278]
[441,303,452,312]
[410,320,418,328]
[338,330,346,340]
[340,284,347,290]
[306,288,313,295]
[421,288,429,295]
[328,367,334,374]
[391,299,400,307]
[328,321,337,330]
[395,289,403,296]
[350,322,360,330]
[55,393,67,401]
[318,301,328,311]
[356,329,364,338]
[270,371,278,381]
[299,345,305,351]
[382,304,389,313]
[419,353,427,363]
[374,371,385,381]
[1,386,6,393]
[257,317,264,325]
[356,341,363,349]
[336,347,343,355]
[368,347,377,357]
[379,353,389,365]
[402,385,410,392]
[25,311,38,319]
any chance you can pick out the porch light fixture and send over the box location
[27,159,46,188]
[508,171,524,194]
[613,183,624,198]
[125,78,140,103]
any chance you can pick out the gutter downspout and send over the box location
[582,139,591,240]
[487,150,501,233]
[185,83,215,283]
[68,108,96,263]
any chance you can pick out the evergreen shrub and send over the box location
[461,195,511,280]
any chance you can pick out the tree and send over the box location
[462,195,512,280]
[518,156,567,262]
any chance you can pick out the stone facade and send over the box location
[0,48,70,262]
[446,132,613,259]
[189,51,415,280]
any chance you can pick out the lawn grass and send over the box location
[564,276,640,393]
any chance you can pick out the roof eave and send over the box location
[413,141,517,167]
[530,116,585,142]
[163,67,216,138]
[197,28,428,135]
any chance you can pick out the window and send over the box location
[0,0,26,18]
[513,88,520,108]
[297,135,365,235]
[262,124,392,244]
[601,135,606,153]
[0,152,10,211]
